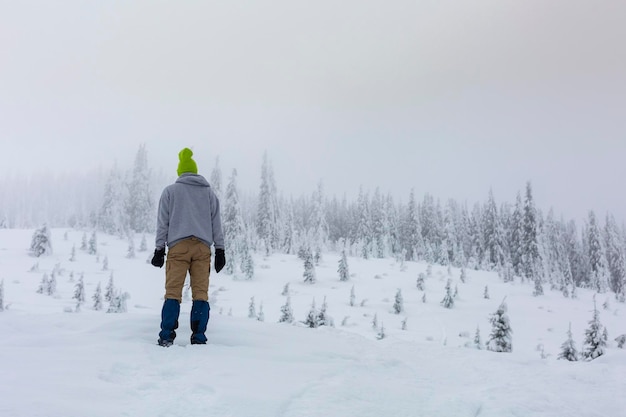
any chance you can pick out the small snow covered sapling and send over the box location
[248,296,257,319]
[557,323,578,361]
[581,296,606,361]
[416,273,425,291]
[487,300,512,353]
[281,282,290,296]
[349,285,356,307]
[73,275,85,311]
[105,273,115,302]
[279,296,294,323]
[92,282,103,311]
[304,298,319,328]
[393,289,404,314]
[440,279,454,309]
[474,326,482,349]
[377,322,386,340]
[303,251,316,284]
[484,285,490,299]
[257,302,265,322]
[338,249,350,282]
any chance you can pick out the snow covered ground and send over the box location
[1,228,625,417]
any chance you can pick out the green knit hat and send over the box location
[177,148,198,176]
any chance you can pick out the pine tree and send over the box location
[393,289,404,314]
[99,163,127,236]
[604,214,626,295]
[281,283,290,296]
[304,298,319,328]
[533,275,544,296]
[303,250,316,284]
[483,189,505,270]
[376,322,386,340]
[139,234,148,252]
[317,296,331,326]
[125,144,154,233]
[48,273,57,296]
[279,296,294,323]
[474,326,482,349]
[73,275,85,310]
[105,273,115,302]
[240,242,255,280]
[372,313,378,330]
[587,211,609,293]
[349,285,356,307]
[416,272,425,291]
[558,323,578,361]
[487,301,512,352]
[36,273,49,294]
[210,156,223,202]
[257,153,279,256]
[102,255,109,271]
[248,296,257,319]
[338,248,350,281]
[126,234,136,259]
[521,182,541,284]
[581,297,606,360]
[484,285,490,299]
[88,231,98,255]
[460,268,467,283]
[402,189,424,261]
[401,317,408,330]
[92,281,103,311]
[257,302,265,322]
[440,279,454,308]
[223,170,246,275]
[107,290,130,313]
[30,224,53,257]
[80,232,88,251]
[69,245,76,262]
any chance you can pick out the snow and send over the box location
[1,228,625,417]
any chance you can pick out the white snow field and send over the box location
[1,228,625,417]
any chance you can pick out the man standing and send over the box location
[151,148,225,346]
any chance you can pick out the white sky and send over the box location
[1,0,625,222]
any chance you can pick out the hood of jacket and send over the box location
[175,173,210,188]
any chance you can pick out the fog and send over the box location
[1,0,625,222]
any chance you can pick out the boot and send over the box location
[190,300,210,344]
[158,299,180,346]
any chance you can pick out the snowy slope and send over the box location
[1,229,625,417]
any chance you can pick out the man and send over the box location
[151,147,225,347]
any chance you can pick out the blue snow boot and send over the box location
[190,300,210,345]
[158,299,180,346]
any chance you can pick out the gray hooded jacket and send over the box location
[155,173,224,251]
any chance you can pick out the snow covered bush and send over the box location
[487,301,512,352]
[30,224,52,257]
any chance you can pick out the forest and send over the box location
[2,144,625,301]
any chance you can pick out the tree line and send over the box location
[1,145,625,299]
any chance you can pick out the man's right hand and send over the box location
[151,248,166,268]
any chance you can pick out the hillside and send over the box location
[0,228,625,417]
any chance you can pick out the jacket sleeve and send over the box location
[210,191,225,250]
[155,188,170,250]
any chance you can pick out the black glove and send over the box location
[214,248,225,273]
[151,248,166,268]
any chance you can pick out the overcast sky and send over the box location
[1,0,625,223]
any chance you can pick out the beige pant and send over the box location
[165,237,212,302]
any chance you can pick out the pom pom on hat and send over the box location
[177,147,198,176]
